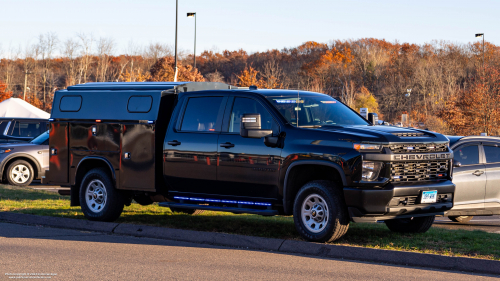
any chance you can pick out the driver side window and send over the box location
[454,145,479,166]
[229,97,277,133]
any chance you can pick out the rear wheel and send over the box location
[448,216,473,223]
[170,207,205,215]
[293,180,349,242]
[79,168,124,222]
[385,216,435,233]
[6,160,34,186]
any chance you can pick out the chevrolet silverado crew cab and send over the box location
[44,82,455,242]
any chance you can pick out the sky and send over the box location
[0,0,499,57]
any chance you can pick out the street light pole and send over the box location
[475,33,484,68]
[187,12,197,70]
[173,0,179,82]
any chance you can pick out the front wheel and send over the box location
[385,216,435,233]
[79,168,124,222]
[293,180,349,242]
[448,216,473,223]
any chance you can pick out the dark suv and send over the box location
[0,118,48,143]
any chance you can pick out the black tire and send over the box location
[6,160,35,186]
[293,180,350,243]
[385,216,435,233]
[79,168,124,222]
[448,216,474,223]
[170,207,205,215]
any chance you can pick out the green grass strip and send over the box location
[1,185,499,260]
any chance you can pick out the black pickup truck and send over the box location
[44,82,454,242]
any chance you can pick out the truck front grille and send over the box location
[389,143,448,154]
[391,160,449,182]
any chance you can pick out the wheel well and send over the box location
[3,157,39,181]
[284,164,343,215]
[72,159,115,206]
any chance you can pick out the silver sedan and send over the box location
[0,131,49,186]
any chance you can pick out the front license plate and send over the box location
[421,190,437,204]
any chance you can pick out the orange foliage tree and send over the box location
[237,66,266,88]
[148,57,204,82]
[0,80,13,103]
[440,66,500,135]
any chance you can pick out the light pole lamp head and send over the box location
[475,33,484,37]
[187,12,196,18]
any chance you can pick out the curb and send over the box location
[0,212,498,275]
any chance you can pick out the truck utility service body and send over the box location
[45,82,454,242]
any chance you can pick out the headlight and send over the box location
[353,143,382,151]
[0,149,12,154]
[362,161,383,181]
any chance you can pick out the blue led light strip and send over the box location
[173,196,271,206]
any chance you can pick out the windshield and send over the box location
[266,95,369,127]
[30,130,49,145]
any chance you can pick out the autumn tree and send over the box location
[148,57,204,82]
[354,86,379,113]
[237,66,266,88]
[0,80,13,103]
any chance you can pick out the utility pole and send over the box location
[174,0,179,82]
[475,33,485,68]
[187,12,197,70]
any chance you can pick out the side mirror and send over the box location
[454,161,462,168]
[240,113,273,138]
[368,113,378,125]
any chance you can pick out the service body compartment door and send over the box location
[120,123,156,191]
[48,122,69,184]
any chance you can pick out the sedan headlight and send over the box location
[362,161,383,181]
[353,143,382,151]
[0,149,12,154]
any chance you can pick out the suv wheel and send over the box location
[79,168,124,222]
[448,216,473,223]
[170,207,205,215]
[293,180,349,242]
[6,160,34,186]
[385,216,435,233]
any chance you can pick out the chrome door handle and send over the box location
[168,140,181,146]
[220,142,235,148]
[472,170,484,176]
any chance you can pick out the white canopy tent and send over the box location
[0,98,50,119]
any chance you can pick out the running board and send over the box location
[158,202,278,216]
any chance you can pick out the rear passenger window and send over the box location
[484,145,500,163]
[128,96,153,113]
[60,96,82,112]
[10,121,41,138]
[454,145,479,166]
[181,97,223,132]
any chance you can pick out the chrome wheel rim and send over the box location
[85,179,107,213]
[11,164,30,184]
[301,194,329,233]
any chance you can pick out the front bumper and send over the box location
[344,180,455,222]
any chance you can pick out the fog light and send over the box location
[362,161,383,181]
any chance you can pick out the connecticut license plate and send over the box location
[421,190,438,203]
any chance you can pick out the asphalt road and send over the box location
[434,215,500,234]
[0,222,497,280]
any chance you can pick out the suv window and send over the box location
[10,121,41,138]
[484,145,500,163]
[181,97,223,132]
[454,145,479,166]
[229,97,277,133]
